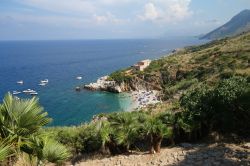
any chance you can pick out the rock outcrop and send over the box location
[84,74,162,93]
[84,76,122,93]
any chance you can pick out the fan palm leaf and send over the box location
[109,112,139,150]
[41,137,71,164]
[0,138,14,162]
[0,93,52,138]
[0,143,12,161]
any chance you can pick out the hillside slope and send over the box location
[109,32,250,104]
[45,32,250,166]
[201,9,250,40]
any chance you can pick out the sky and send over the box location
[0,0,250,40]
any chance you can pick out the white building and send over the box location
[133,59,151,71]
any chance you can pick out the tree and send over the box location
[0,93,70,165]
[0,93,52,139]
[143,116,172,153]
[108,112,139,153]
[158,111,176,144]
[41,137,71,165]
[96,120,112,154]
[179,76,250,137]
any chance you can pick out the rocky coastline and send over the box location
[83,76,123,93]
[83,75,162,110]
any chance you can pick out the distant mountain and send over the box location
[201,9,250,40]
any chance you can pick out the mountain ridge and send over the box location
[201,9,250,40]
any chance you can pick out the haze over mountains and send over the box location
[201,9,250,40]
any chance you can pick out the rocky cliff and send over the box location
[84,73,163,93]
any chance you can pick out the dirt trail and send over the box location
[70,143,250,166]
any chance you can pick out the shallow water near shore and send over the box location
[0,37,206,126]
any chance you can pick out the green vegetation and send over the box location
[180,76,250,137]
[0,93,70,165]
[45,111,175,155]
[108,68,133,83]
[1,32,250,164]
[39,76,249,160]
[109,32,250,104]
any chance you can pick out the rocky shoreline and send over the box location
[83,76,162,110]
[84,76,123,93]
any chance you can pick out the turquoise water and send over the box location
[0,38,206,126]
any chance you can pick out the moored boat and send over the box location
[13,91,21,95]
[38,82,47,86]
[30,92,38,95]
[40,79,49,84]
[76,76,82,80]
[17,80,24,84]
[23,89,36,93]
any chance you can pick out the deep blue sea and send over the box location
[0,37,205,126]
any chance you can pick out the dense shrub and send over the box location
[180,76,250,136]
[52,127,85,154]
[109,70,133,83]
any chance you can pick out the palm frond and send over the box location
[0,93,52,138]
[0,139,14,162]
[42,138,71,164]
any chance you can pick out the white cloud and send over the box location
[10,0,193,38]
[19,0,193,25]
[138,0,193,23]
[139,3,160,21]
[93,12,127,25]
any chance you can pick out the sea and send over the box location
[0,37,206,126]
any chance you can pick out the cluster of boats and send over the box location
[13,79,49,96]
[13,89,38,96]
[13,76,82,96]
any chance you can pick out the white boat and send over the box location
[13,91,21,95]
[76,76,82,80]
[23,89,36,93]
[17,80,24,84]
[38,82,47,86]
[40,79,49,84]
[30,92,38,95]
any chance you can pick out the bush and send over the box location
[180,76,250,136]
[109,70,133,83]
[164,79,198,98]
[55,127,85,154]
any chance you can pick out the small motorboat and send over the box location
[38,82,47,86]
[13,91,21,95]
[23,89,36,93]
[75,86,81,91]
[30,92,38,95]
[17,80,24,84]
[76,76,82,80]
[40,79,49,84]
